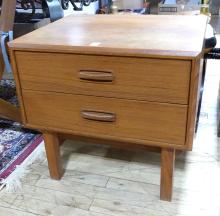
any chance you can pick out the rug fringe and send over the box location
[0,141,45,192]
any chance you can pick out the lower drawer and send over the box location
[23,90,187,146]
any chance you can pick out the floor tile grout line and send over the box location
[30,174,220,209]
[32,169,220,199]
[104,177,110,188]
[0,204,42,216]
[9,186,94,206]
[88,198,95,211]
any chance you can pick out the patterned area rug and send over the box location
[0,79,17,106]
[0,79,44,191]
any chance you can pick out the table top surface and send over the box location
[10,14,208,59]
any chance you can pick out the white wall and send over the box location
[64,1,99,16]
[113,0,143,9]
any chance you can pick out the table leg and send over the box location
[43,132,64,180]
[160,148,175,201]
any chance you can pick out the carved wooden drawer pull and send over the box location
[79,70,114,82]
[81,110,116,122]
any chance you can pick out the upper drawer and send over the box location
[16,51,191,104]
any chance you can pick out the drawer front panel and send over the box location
[16,52,191,104]
[23,90,187,145]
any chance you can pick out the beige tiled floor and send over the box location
[0,59,220,216]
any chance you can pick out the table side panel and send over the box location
[9,49,27,124]
[185,58,203,150]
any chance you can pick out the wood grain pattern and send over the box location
[9,49,27,123]
[0,99,21,122]
[16,51,191,104]
[0,1,19,121]
[0,0,17,32]
[9,15,207,59]
[160,148,175,201]
[8,15,207,201]
[185,58,203,150]
[59,133,161,152]
[22,90,187,146]
[43,132,64,180]
[0,0,17,75]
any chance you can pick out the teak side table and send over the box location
[9,15,207,201]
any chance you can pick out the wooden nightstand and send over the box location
[9,14,207,201]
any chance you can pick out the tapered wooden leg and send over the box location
[160,148,175,201]
[43,132,64,180]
